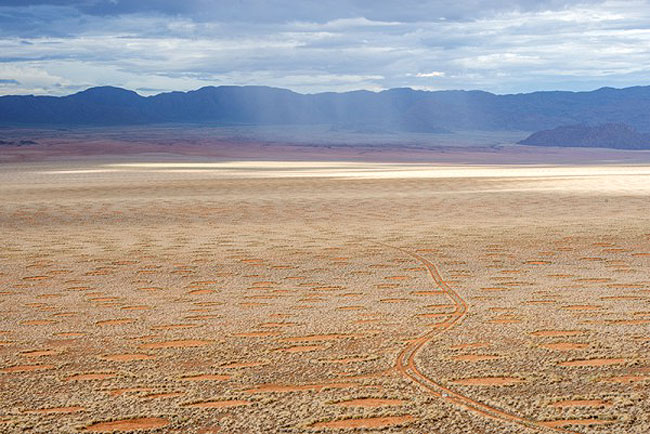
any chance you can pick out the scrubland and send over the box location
[0,161,648,433]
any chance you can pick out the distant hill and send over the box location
[2,85,650,136]
[519,123,650,149]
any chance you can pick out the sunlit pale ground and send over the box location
[0,160,648,434]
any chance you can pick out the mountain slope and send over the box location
[519,123,650,149]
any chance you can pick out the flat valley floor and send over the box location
[0,161,649,434]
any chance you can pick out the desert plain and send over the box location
[1,157,649,434]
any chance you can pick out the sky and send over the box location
[1,0,649,96]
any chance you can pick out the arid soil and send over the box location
[0,160,648,433]
[4,126,650,165]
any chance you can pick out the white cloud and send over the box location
[0,64,68,94]
[415,72,446,78]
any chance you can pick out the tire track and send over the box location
[385,244,580,434]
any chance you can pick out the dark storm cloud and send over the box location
[1,0,606,22]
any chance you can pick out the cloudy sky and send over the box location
[1,0,649,95]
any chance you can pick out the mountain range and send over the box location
[1,85,650,134]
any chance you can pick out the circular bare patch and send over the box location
[84,417,169,432]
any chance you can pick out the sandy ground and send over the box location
[0,160,649,434]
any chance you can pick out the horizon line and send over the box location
[3,83,650,99]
